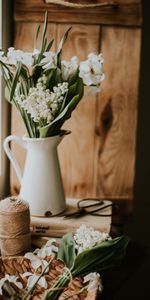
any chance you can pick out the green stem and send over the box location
[22,256,54,300]
[44,272,70,300]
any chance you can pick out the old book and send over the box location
[30,198,112,237]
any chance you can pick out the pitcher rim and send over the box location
[22,130,71,142]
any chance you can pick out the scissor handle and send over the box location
[91,203,120,216]
[77,198,119,216]
[77,198,104,209]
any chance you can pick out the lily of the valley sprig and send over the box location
[0,12,104,138]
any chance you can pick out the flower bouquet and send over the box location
[0,12,105,216]
[0,12,104,138]
[0,225,129,299]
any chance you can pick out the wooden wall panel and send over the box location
[56,24,100,197]
[14,0,142,26]
[93,27,141,199]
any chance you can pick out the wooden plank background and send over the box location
[14,0,142,26]
[11,0,142,203]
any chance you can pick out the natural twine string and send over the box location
[0,196,31,256]
[45,0,118,9]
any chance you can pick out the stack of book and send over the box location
[30,198,112,238]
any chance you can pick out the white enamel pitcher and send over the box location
[3,133,68,216]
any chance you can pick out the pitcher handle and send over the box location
[3,135,26,184]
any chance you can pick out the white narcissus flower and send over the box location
[32,48,40,58]
[41,51,57,70]
[34,238,58,259]
[22,271,47,289]
[24,252,49,272]
[0,275,23,295]
[61,56,79,81]
[79,53,105,86]
[7,47,33,66]
[23,252,50,289]
[83,272,103,292]
[0,47,40,68]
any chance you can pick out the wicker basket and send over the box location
[0,256,98,300]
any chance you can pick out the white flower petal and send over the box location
[45,247,53,257]
[21,272,33,278]
[37,248,46,258]
[27,275,39,288]
[15,78,68,126]
[31,258,41,270]
[39,276,47,288]
[41,51,57,70]
[84,272,103,292]
[45,239,56,246]
[74,224,110,253]
[79,61,90,73]
[0,274,23,294]
[79,53,104,87]
[61,56,78,81]
[24,252,35,260]
[15,281,23,289]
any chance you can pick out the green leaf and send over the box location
[46,39,54,52]
[39,94,80,137]
[9,62,22,102]
[45,68,56,89]
[0,59,13,80]
[65,77,84,106]
[67,82,77,100]
[57,27,72,68]
[34,24,41,49]
[57,233,76,269]
[72,235,130,277]
[68,68,79,86]
[41,11,48,51]
[45,68,55,88]
[59,91,68,113]
[54,68,62,85]
[31,65,43,85]
[60,81,78,112]
[20,65,29,81]
[75,77,84,99]
[37,12,48,63]
[45,68,62,91]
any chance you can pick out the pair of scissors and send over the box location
[63,198,119,218]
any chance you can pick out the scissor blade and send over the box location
[63,208,84,218]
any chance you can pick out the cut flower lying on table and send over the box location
[0,12,104,138]
[0,225,130,299]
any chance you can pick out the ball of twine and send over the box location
[0,196,31,256]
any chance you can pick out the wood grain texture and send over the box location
[14,0,142,26]
[93,26,141,199]
[56,24,100,198]
[11,22,57,194]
